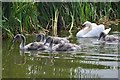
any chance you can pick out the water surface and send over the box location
[2,25,120,78]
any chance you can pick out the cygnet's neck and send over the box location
[48,39,54,51]
[20,35,26,49]
[98,32,106,41]
[41,35,45,42]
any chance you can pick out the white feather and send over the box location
[76,21,105,37]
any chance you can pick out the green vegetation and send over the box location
[2,2,120,39]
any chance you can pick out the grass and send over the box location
[2,2,120,39]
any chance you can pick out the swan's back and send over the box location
[91,23,98,28]
[53,37,69,44]
[83,24,105,37]
[103,28,111,35]
[105,35,120,42]
[23,42,45,50]
[76,21,98,37]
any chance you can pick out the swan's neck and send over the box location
[83,25,92,34]
[20,35,26,49]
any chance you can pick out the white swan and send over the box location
[76,21,105,37]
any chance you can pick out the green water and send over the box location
[2,25,120,78]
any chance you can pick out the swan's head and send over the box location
[82,21,92,28]
[98,32,106,41]
[13,34,25,43]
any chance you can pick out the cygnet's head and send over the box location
[98,32,106,41]
[44,36,53,45]
[13,34,24,43]
[98,28,111,41]
[35,34,45,42]
[82,21,92,28]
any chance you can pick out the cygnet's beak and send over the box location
[12,34,21,43]
[12,37,18,43]
[12,38,15,43]
[12,36,17,43]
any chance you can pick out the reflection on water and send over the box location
[2,33,119,78]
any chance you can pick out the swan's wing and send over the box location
[103,28,111,35]
[91,23,98,28]
[105,35,119,41]
[83,25,105,37]
[25,42,42,50]
[53,44,65,51]
[76,27,90,37]
[52,37,68,44]
[24,43,33,50]
[76,29,85,37]
[76,23,97,37]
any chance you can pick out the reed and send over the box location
[52,9,59,36]
[2,2,120,39]
[69,14,74,33]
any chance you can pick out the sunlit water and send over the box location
[2,25,120,78]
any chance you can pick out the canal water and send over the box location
[2,24,120,78]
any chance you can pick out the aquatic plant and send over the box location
[2,2,120,39]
